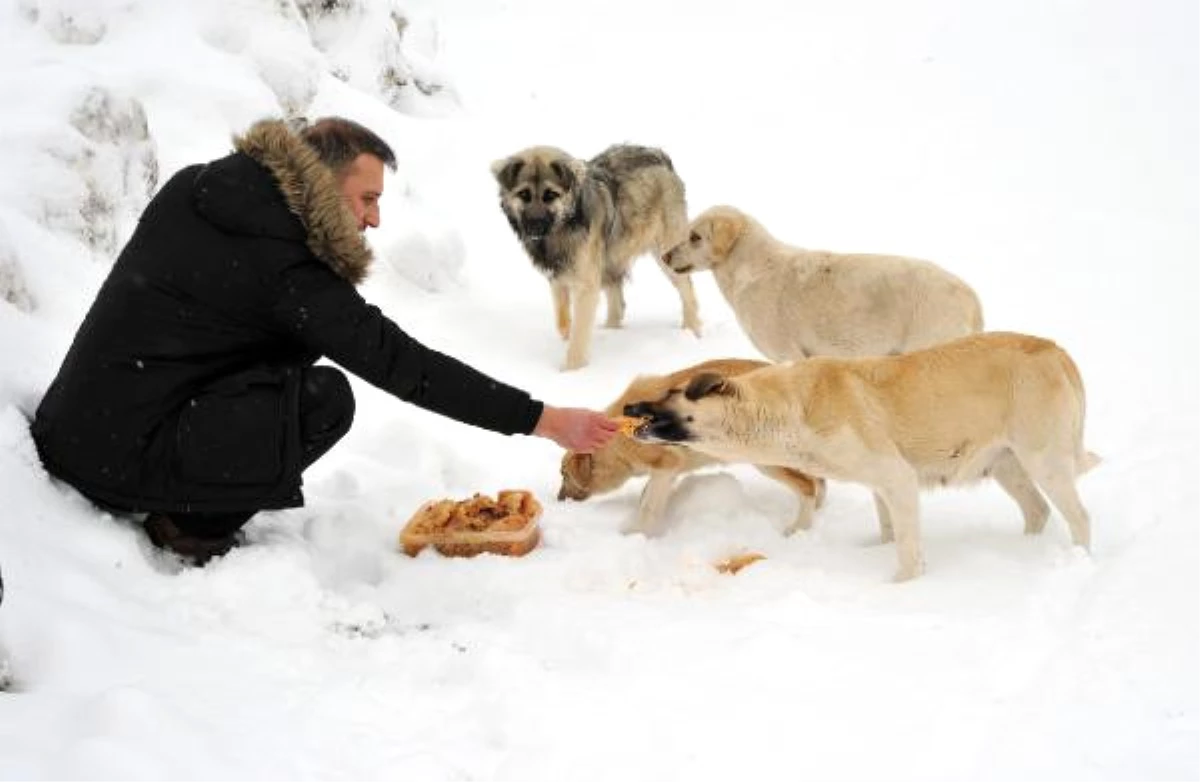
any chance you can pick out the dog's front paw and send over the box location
[561,355,589,372]
[684,318,703,337]
[781,515,813,537]
[892,560,925,582]
[621,522,663,538]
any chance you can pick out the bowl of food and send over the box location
[399,489,543,558]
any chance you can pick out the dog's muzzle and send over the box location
[622,402,691,443]
[520,216,553,241]
[661,249,692,274]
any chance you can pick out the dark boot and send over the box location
[144,513,242,566]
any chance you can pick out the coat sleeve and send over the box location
[270,262,543,436]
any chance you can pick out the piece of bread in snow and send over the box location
[714,552,766,574]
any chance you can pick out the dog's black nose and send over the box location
[623,402,657,419]
[662,249,674,264]
[522,215,552,234]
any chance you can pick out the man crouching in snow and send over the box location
[31,117,617,566]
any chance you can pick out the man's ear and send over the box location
[491,157,524,190]
[709,214,744,258]
[685,372,737,400]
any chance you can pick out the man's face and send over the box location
[339,153,385,231]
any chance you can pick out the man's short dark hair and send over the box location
[299,116,397,176]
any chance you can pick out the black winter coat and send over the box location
[32,120,543,514]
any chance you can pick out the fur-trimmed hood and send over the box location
[229,119,372,285]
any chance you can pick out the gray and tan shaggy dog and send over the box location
[492,144,702,370]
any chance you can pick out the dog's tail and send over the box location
[1052,345,1099,478]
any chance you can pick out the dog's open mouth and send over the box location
[520,218,553,242]
[628,418,655,440]
[622,404,691,443]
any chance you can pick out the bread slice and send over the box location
[613,415,649,437]
[713,552,766,574]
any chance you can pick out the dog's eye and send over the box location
[542,189,559,204]
[517,188,532,204]
[689,232,701,244]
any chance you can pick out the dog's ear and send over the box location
[685,372,737,400]
[709,214,744,258]
[562,452,593,487]
[548,158,577,191]
[571,452,593,482]
[557,452,593,500]
[491,157,525,190]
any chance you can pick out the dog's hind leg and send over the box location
[1017,451,1092,551]
[989,449,1051,536]
[872,494,896,544]
[655,258,702,336]
[657,197,701,336]
[603,282,625,328]
[551,280,571,341]
[755,466,822,534]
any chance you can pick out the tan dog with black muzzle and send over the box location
[625,333,1100,581]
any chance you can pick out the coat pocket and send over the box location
[175,369,289,486]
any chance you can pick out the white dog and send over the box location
[664,205,983,361]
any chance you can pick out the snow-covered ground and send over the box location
[0,0,1196,779]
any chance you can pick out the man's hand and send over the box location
[533,405,618,453]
